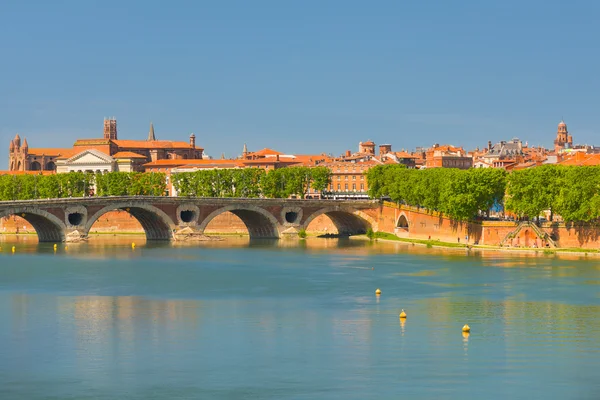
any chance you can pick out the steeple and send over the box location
[242,143,248,159]
[22,138,28,152]
[147,122,156,141]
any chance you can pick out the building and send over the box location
[424,144,473,169]
[480,138,524,169]
[358,141,376,155]
[554,120,573,153]
[320,160,378,199]
[7,119,204,173]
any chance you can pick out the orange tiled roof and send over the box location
[112,139,203,151]
[112,151,148,159]
[560,153,600,166]
[394,151,417,159]
[511,161,538,170]
[144,159,238,168]
[28,148,75,157]
[241,158,301,165]
[247,148,284,157]
[177,162,243,169]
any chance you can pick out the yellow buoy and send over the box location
[12,246,16,253]
[375,288,381,295]
[64,246,68,250]
[399,309,407,318]
[462,324,471,333]
[462,331,470,340]
[131,242,136,249]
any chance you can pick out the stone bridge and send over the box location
[0,196,382,242]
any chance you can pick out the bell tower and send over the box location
[554,120,571,153]
[103,117,118,140]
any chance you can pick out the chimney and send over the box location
[345,150,351,157]
[189,133,196,148]
[488,140,492,151]
[276,154,280,162]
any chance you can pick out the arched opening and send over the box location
[303,209,372,237]
[397,214,409,231]
[86,205,174,241]
[204,211,248,235]
[68,212,84,226]
[0,211,65,242]
[305,214,339,236]
[46,161,56,171]
[17,161,22,170]
[180,210,196,223]
[285,211,298,223]
[87,210,144,235]
[10,161,14,171]
[200,207,279,239]
[30,161,41,171]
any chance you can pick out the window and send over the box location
[360,183,364,190]
[361,175,364,180]
[344,184,348,190]
[344,175,348,180]
[352,175,356,180]
[337,184,341,190]
[352,183,356,190]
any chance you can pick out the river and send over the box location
[0,236,599,399]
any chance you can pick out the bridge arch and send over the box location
[396,213,409,230]
[302,207,375,236]
[0,209,66,242]
[84,203,175,240]
[198,205,280,239]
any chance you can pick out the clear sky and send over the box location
[1,0,599,167]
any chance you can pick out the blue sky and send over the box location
[1,0,599,166]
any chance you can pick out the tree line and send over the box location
[368,164,600,223]
[172,166,331,198]
[367,165,507,221]
[0,166,332,201]
[0,172,167,200]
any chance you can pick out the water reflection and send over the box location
[2,235,600,398]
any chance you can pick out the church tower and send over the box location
[103,118,118,140]
[554,120,572,153]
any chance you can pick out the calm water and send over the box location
[1,236,599,399]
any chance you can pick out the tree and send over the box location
[310,166,332,193]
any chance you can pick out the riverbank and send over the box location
[356,232,600,257]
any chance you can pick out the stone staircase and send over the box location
[500,221,557,248]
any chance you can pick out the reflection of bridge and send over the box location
[0,197,381,242]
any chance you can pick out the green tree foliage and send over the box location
[370,163,600,223]
[0,172,166,200]
[367,165,507,221]
[173,166,331,199]
[554,166,600,223]
[505,165,562,220]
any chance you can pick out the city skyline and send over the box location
[2,0,600,167]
